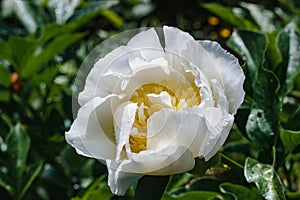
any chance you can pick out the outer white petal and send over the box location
[106,160,142,195]
[163,26,245,114]
[199,41,245,114]
[78,46,141,106]
[120,146,195,175]
[113,102,137,161]
[203,111,234,161]
[65,95,122,160]
[127,28,164,61]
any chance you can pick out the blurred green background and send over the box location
[0,0,300,199]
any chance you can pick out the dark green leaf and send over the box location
[276,22,300,95]
[20,160,43,199]
[21,33,85,78]
[202,4,257,29]
[0,90,10,102]
[0,64,11,87]
[284,107,300,131]
[0,37,36,71]
[166,173,192,192]
[189,152,220,176]
[134,176,170,200]
[280,130,300,154]
[188,177,220,192]
[220,182,262,200]
[6,123,30,198]
[244,157,286,200]
[162,191,222,200]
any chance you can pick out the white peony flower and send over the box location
[65,26,245,195]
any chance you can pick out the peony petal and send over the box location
[119,145,195,175]
[106,159,142,195]
[113,102,137,161]
[147,108,209,158]
[163,26,245,114]
[127,28,164,61]
[147,91,173,109]
[203,112,234,161]
[66,95,122,160]
[78,46,141,106]
[199,41,245,114]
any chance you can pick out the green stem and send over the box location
[220,153,244,169]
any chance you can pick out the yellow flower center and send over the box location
[129,82,201,153]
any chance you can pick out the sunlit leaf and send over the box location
[228,30,280,135]
[276,22,300,95]
[246,108,274,151]
[244,157,286,200]
[48,0,81,24]
[12,0,38,33]
[241,3,279,33]
[227,30,266,81]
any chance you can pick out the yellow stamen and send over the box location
[128,82,201,153]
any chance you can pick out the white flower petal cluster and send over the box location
[66,26,245,195]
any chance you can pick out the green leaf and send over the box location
[202,3,257,29]
[48,0,81,24]
[79,175,114,200]
[284,107,300,131]
[166,173,192,192]
[21,33,85,78]
[162,191,222,200]
[20,160,43,200]
[227,30,267,81]
[241,3,279,33]
[0,89,10,102]
[6,123,30,199]
[244,157,286,200]
[280,130,300,154]
[68,0,119,27]
[228,30,280,134]
[0,37,36,71]
[252,65,280,133]
[99,9,124,28]
[188,177,220,192]
[134,176,170,200]
[189,152,221,176]
[246,108,274,151]
[0,64,11,87]
[220,182,262,200]
[276,22,300,95]
[12,0,38,33]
